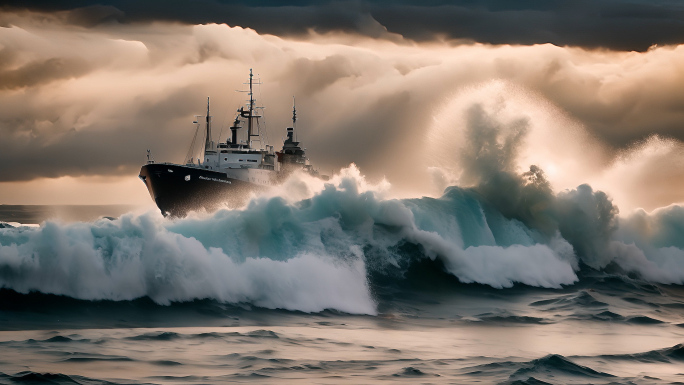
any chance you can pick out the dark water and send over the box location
[0,173,683,384]
[0,279,682,384]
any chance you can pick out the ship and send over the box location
[139,69,322,216]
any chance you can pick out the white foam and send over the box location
[0,214,376,314]
[2,166,684,311]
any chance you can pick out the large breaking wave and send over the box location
[1,99,684,315]
[1,164,683,315]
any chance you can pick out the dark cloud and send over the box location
[63,5,125,27]
[4,0,684,51]
[373,1,684,51]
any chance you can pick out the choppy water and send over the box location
[1,168,683,384]
[0,281,683,384]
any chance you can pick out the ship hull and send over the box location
[139,163,265,216]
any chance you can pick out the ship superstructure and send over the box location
[139,70,320,216]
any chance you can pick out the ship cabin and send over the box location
[198,141,276,172]
[185,69,314,178]
[276,126,311,174]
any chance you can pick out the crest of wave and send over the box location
[0,165,579,315]
[169,165,580,289]
[424,80,684,285]
[0,195,376,314]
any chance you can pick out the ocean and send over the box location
[0,205,139,225]
[0,168,683,384]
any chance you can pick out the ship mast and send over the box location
[239,69,261,149]
[248,70,254,147]
[292,96,297,141]
[204,97,212,153]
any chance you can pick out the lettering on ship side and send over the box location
[198,175,231,184]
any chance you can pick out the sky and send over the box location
[1,0,684,211]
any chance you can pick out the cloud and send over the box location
[0,11,684,210]
[0,57,90,90]
[372,0,684,51]
[5,1,684,51]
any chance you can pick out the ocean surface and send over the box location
[0,205,139,225]
[1,169,683,384]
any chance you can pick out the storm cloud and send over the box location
[5,0,684,51]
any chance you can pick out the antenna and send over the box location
[204,97,212,154]
[292,96,297,141]
[248,69,253,148]
[237,69,262,149]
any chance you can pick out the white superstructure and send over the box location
[185,69,282,187]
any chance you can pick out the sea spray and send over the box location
[437,96,684,283]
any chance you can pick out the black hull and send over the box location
[139,163,265,216]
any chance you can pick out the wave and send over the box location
[469,312,550,325]
[42,336,77,343]
[0,165,683,314]
[598,343,684,363]
[0,371,115,385]
[511,354,615,379]
[0,184,376,314]
[392,366,440,378]
[530,290,608,310]
[126,331,181,341]
[463,353,616,384]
